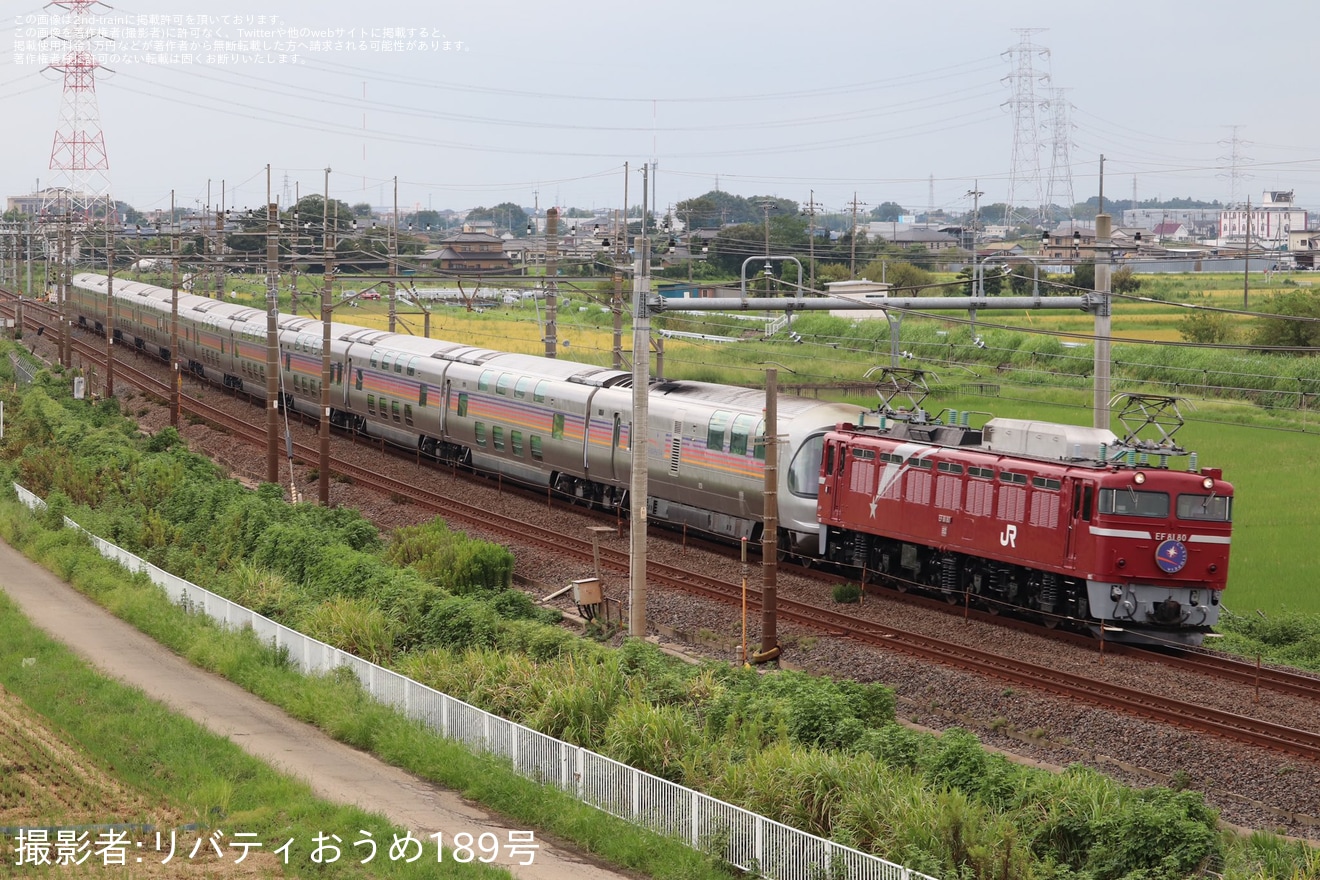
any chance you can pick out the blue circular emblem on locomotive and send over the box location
[1156,540,1188,574]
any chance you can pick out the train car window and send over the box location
[552,413,565,440]
[391,401,401,422]
[1032,477,1061,491]
[999,471,1028,485]
[497,374,513,396]
[419,384,428,407]
[475,422,486,446]
[394,358,403,374]
[730,415,756,456]
[370,352,378,368]
[534,381,548,403]
[511,431,523,457]
[788,433,828,498]
[938,461,964,474]
[380,353,393,373]
[515,377,532,399]
[852,449,876,461]
[404,404,414,426]
[753,420,767,461]
[969,466,994,479]
[493,426,505,451]
[1177,493,1232,522]
[531,435,543,460]
[1098,488,1169,518]
[355,369,363,391]
[612,416,622,449]
[407,357,417,377]
[367,394,376,415]
[457,393,468,417]
[914,458,933,470]
[707,411,730,452]
[479,371,494,392]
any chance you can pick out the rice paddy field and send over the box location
[142,270,1320,616]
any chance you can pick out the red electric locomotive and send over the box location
[817,407,1232,646]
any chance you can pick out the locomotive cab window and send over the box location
[1177,493,1232,522]
[1098,488,1169,518]
[788,433,828,498]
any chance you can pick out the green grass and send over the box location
[0,501,739,880]
[0,589,512,880]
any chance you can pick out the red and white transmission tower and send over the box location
[44,0,111,220]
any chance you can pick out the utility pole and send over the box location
[612,215,623,369]
[170,190,180,427]
[803,190,824,290]
[265,165,280,485]
[966,183,984,296]
[848,192,866,278]
[629,163,650,639]
[215,179,225,301]
[320,167,334,506]
[104,196,115,398]
[759,368,779,661]
[1243,196,1251,309]
[545,207,559,358]
[388,176,398,333]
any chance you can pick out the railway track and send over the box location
[7,291,1320,764]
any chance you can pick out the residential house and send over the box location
[425,229,513,272]
[1152,222,1189,242]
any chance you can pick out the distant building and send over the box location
[1151,222,1189,241]
[424,229,512,271]
[1219,191,1307,250]
[1121,207,1221,237]
[6,187,94,217]
[825,279,891,319]
[887,228,960,251]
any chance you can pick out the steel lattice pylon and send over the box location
[1044,87,1074,219]
[44,0,111,220]
[1002,29,1050,228]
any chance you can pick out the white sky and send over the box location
[2,0,1316,220]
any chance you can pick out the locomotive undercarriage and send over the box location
[829,528,1089,627]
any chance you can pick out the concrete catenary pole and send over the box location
[1093,210,1113,432]
[320,167,334,506]
[265,166,280,484]
[759,368,779,660]
[104,195,115,398]
[544,207,559,359]
[628,165,650,639]
[169,191,180,427]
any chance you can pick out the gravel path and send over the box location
[49,338,1320,841]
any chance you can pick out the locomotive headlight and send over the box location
[1202,477,1214,489]
[1134,472,1146,485]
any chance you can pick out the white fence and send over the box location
[13,482,935,880]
